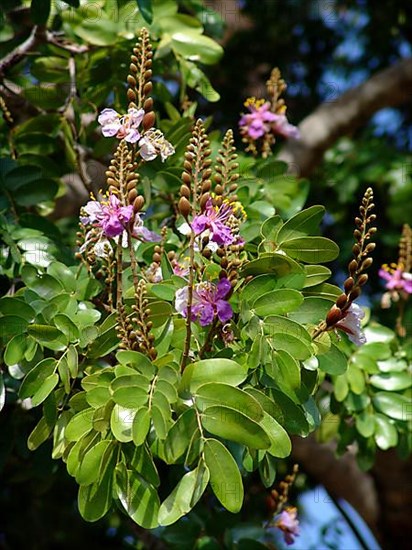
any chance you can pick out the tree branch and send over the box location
[0,25,46,78]
[279,58,412,176]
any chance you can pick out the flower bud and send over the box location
[344,277,355,292]
[336,293,348,308]
[326,305,343,326]
[133,195,145,212]
[143,111,155,130]
[358,274,368,286]
[180,185,190,199]
[178,196,191,218]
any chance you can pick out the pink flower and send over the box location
[239,98,300,141]
[271,113,301,139]
[138,128,175,162]
[81,195,133,238]
[335,303,366,346]
[98,107,144,143]
[191,198,244,247]
[239,100,278,140]
[175,278,233,327]
[275,507,300,545]
[379,264,412,294]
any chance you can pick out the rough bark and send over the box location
[279,58,412,176]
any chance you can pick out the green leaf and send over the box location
[158,462,210,526]
[0,315,29,339]
[355,411,375,438]
[240,253,304,278]
[201,405,271,449]
[289,297,331,324]
[180,359,247,393]
[0,297,35,321]
[76,439,114,486]
[204,438,243,513]
[195,383,264,422]
[19,358,57,399]
[374,414,398,450]
[261,215,283,241]
[54,314,79,342]
[67,345,78,378]
[30,0,51,25]
[318,345,348,375]
[280,237,339,264]
[115,463,160,528]
[171,31,223,65]
[264,316,313,360]
[253,289,303,316]
[303,265,332,288]
[132,407,151,446]
[78,445,116,522]
[370,372,411,391]
[136,0,153,23]
[277,205,325,243]
[162,409,197,463]
[110,404,135,442]
[27,415,54,450]
[303,282,342,301]
[14,179,59,206]
[4,334,27,366]
[31,373,59,406]
[259,412,291,458]
[347,363,365,394]
[48,262,77,292]
[242,273,305,304]
[372,392,410,421]
[65,408,94,441]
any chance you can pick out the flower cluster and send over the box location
[274,507,300,546]
[379,262,412,307]
[175,278,233,327]
[98,108,174,162]
[191,197,246,248]
[80,193,159,258]
[239,98,300,142]
[98,108,144,143]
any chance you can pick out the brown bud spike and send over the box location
[133,195,145,212]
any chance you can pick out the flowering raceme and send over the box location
[239,97,300,141]
[98,107,144,143]
[175,278,233,327]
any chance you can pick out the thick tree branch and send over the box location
[279,58,412,176]
[0,25,46,78]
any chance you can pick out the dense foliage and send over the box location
[0,1,411,548]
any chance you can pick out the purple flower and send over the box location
[138,128,175,162]
[81,194,134,238]
[275,507,300,546]
[239,98,300,141]
[271,113,301,139]
[191,198,242,247]
[98,107,144,143]
[379,264,412,294]
[239,100,278,140]
[132,215,162,242]
[175,278,233,327]
[335,303,366,346]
